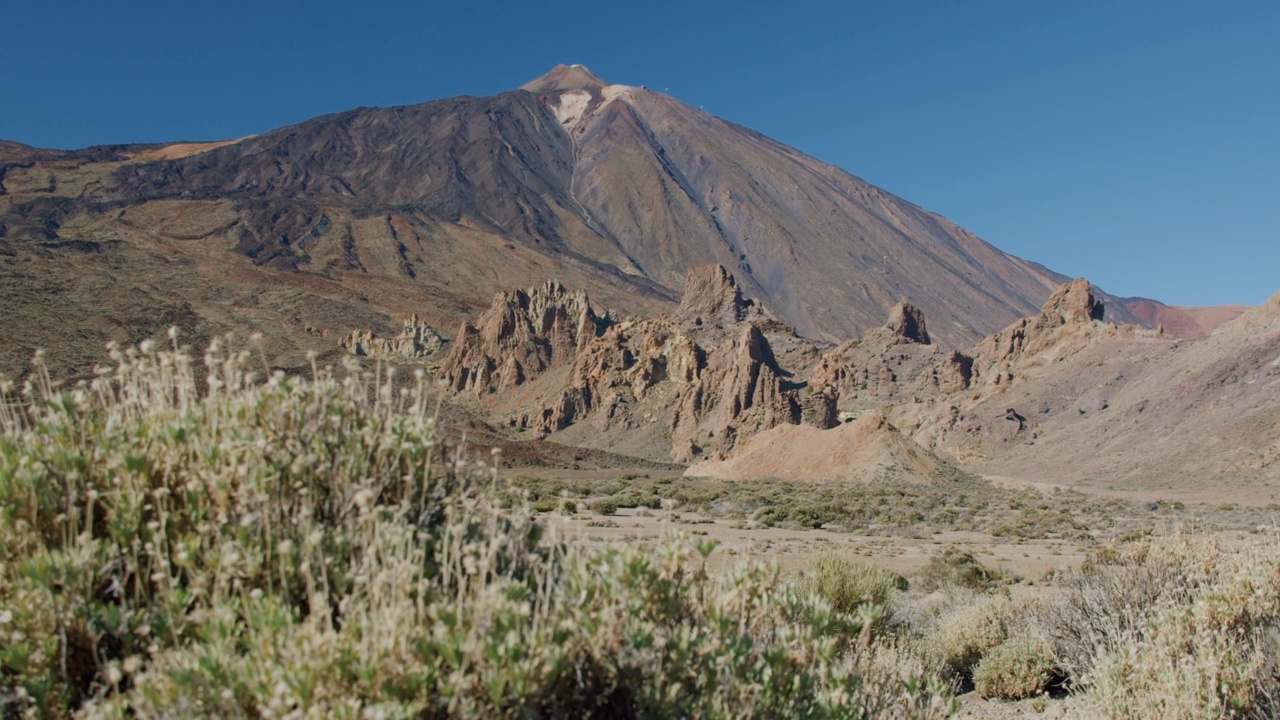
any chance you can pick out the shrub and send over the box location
[1037,535,1219,685]
[1045,537,1280,718]
[590,497,620,516]
[918,592,1033,685]
[917,546,999,592]
[0,338,956,719]
[611,488,662,510]
[804,554,908,615]
[531,496,560,513]
[973,637,1054,700]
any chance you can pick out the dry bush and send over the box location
[909,589,1040,688]
[1080,542,1280,719]
[1037,535,1220,685]
[972,637,1054,700]
[802,554,908,615]
[0,338,957,719]
[1034,535,1280,718]
[916,546,1000,593]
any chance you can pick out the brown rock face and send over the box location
[970,278,1106,387]
[669,324,801,461]
[885,302,931,344]
[517,319,701,434]
[466,266,802,461]
[679,264,759,326]
[437,281,601,394]
[1042,278,1105,325]
[800,387,839,429]
[341,314,447,360]
[810,303,972,412]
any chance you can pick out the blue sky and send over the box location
[3,1,1277,307]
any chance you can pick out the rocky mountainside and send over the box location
[421,264,1276,494]
[3,64,1268,495]
[1,65,1154,384]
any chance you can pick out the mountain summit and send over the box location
[521,64,609,94]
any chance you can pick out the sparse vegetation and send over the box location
[504,469,1258,541]
[972,637,1054,700]
[5,337,1280,718]
[801,554,908,626]
[0,340,956,718]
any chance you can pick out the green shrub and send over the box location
[611,489,661,510]
[590,497,620,516]
[0,338,957,718]
[973,637,1054,700]
[917,546,999,592]
[804,554,907,615]
[531,496,560,513]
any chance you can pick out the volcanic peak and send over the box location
[521,64,608,94]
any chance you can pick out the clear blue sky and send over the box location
[4,0,1277,307]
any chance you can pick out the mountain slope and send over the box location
[3,64,1141,382]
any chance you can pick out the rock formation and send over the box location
[341,314,447,360]
[514,318,701,434]
[437,281,603,394]
[970,278,1106,387]
[678,263,760,327]
[668,323,801,461]
[810,302,972,412]
[453,265,803,461]
[884,302,931,344]
[800,387,839,430]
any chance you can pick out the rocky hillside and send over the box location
[417,264,1276,494]
[2,65,1150,383]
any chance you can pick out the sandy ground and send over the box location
[126,138,249,161]
[540,506,1091,581]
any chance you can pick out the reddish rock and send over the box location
[438,281,600,394]
[970,278,1106,387]
[810,303,972,412]
[884,302,931,344]
[800,387,839,429]
[670,324,800,461]
[341,314,447,360]
[679,264,759,326]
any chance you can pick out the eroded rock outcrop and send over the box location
[669,323,801,461]
[516,318,701,434]
[884,302,931,344]
[341,314,447,360]
[488,265,802,461]
[810,303,972,412]
[971,278,1107,387]
[679,263,760,327]
[800,387,839,429]
[437,281,603,394]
